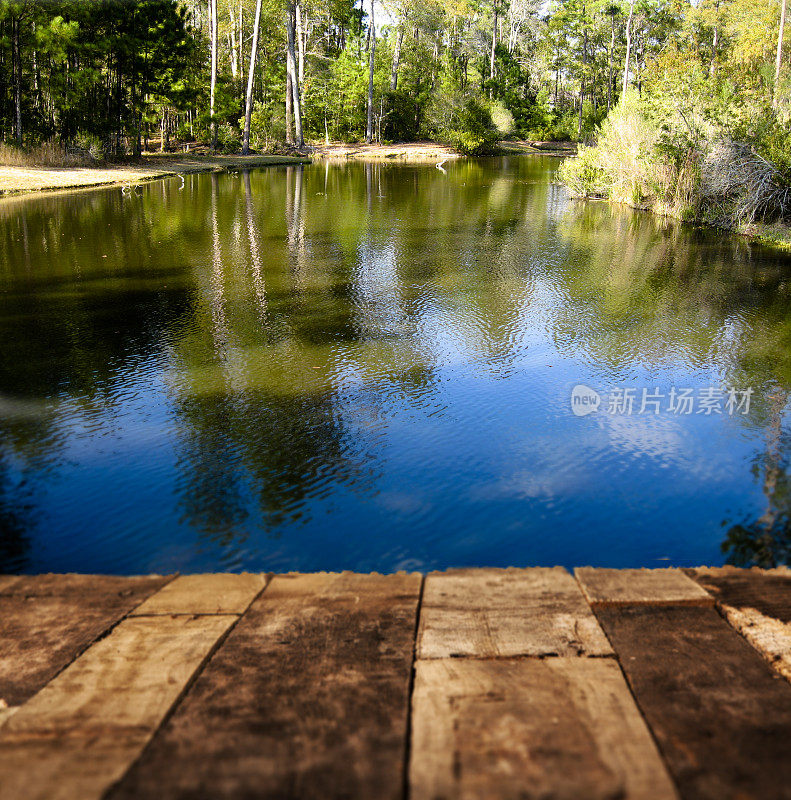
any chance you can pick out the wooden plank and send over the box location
[0,573,170,598]
[108,571,421,800]
[0,736,155,800]
[130,573,267,616]
[418,567,612,658]
[687,567,791,622]
[0,576,20,594]
[595,604,791,800]
[0,704,17,729]
[410,658,678,800]
[688,567,791,682]
[0,575,172,706]
[0,614,236,800]
[575,568,713,607]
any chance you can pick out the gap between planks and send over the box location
[7,568,791,800]
[0,573,271,800]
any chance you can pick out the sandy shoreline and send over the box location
[0,153,309,198]
[0,141,576,197]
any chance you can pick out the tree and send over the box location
[366,0,375,141]
[243,0,264,153]
[622,0,634,102]
[210,0,219,149]
[286,0,303,147]
[774,0,787,109]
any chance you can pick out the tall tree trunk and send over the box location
[578,12,587,140]
[286,71,294,145]
[708,0,720,78]
[365,0,375,143]
[228,3,238,80]
[390,27,403,91]
[490,0,498,97]
[238,2,245,94]
[12,16,22,146]
[296,0,305,88]
[210,0,218,149]
[775,0,787,108]
[286,1,304,148]
[622,0,635,102]
[243,0,263,155]
[607,14,615,111]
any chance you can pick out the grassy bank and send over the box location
[0,141,575,197]
[310,141,459,161]
[559,97,791,250]
[310,140,576,161]
[0,153,310,197]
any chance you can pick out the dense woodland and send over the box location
[2,0,791,226]
[1,0,787,158]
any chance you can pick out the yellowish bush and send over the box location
[0,140,95,168]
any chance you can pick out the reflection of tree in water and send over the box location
[550,199,791,567]
[0,416,64,572]
[172,168,377,544]
[175,391,374,541]
[723,390,791,568]
[0,454,33,571]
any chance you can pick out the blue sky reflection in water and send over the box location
[1,155,791,574]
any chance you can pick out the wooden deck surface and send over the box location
[1,566,790,799]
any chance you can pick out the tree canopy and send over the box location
[1,0,790,157]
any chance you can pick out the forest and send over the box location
[0,0,781,157]
[0,0,790,187]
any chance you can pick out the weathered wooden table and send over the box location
[0,566,789,799]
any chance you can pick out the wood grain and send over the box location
[0,574,171,706]
[596,604,791,800]
[576,568,713,607]
[0,573,170,598]
[130,573,267,615]
[687,567,791,622]
[108,571,421,800]
[688,567,791,682]
[0,613,236,800]
[410,657,678,800]
[0,705,17,729]
[0,576,20,594]
[418,567,613,658]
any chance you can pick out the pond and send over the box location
[1,155,791,574]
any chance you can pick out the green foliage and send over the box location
[240,101,286,152]
[424,75,499,155]
[0,0,198,155]
[2,0,789,158]
[383,90,423,142]
[214,123,241,154]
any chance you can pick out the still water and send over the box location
[1,156,791,574]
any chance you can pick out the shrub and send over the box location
[559,94,661,206]
[239,102,286,152]
[558,145,609,198]
[700,140,791,227]
[489,101,514,137]
[215,123,241,154]
[74,133,104,161]
[559,90,791,230]
[0,138,96,167]
[424,80,500,156]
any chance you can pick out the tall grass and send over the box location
[0,140,97,168]
[559,98,791,230]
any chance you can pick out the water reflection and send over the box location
[723,389,791,567]
[1,157,791,573]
